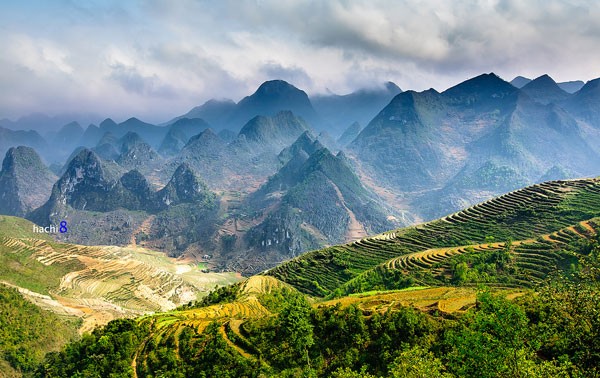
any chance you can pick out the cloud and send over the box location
[0,0,599,122]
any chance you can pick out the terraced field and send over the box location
[320,286,526,315]
[340,219,598,289]
[132,275,278,372]
[131,274,523,375]
[0,216,241,332]
[266,178,600,296]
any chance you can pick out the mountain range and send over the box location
[3,175,600,377]
[2,71,600,377]
[1,72,600,273]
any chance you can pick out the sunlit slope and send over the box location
[131,275,495,375]
[0,215,240,331]
[265,178,600,296]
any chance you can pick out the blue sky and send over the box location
[1,0,599,123]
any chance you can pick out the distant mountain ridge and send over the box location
[350,72,600,218]
[311,82,401,136]
[0,72,599,273]
[521,74,570,104]
[510,75,585,93]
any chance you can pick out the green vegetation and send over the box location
[0,237,84,295]
[38,319,148,377]
[0,284,79,377]
[268,178,600,296]
[34,245,600,376]
[4,179,600,377]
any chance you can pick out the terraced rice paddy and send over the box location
[132,276,518,372]
[132,275,277,371]
[320,286,525,315]
[267,178,600,296]
[0,218,241,331]
[373,220,598,286]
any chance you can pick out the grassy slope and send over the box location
[33,177,600,377]
[0,284,80,376]
[265,178,600,296]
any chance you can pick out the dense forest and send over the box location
[0,285,79,377]
[32,236,600,378]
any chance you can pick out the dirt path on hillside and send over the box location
[130,215,156,247]
[578,221,596,234]
[329,179,368,241]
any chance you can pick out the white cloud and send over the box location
[0,0,599,122]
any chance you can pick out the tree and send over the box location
[275,292,314,368]
[388,346,453,378]
[445,290,531,377]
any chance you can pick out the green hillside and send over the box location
[266,178,600,296]
[28,177,600,377]
[0,284,80,377]
[36,250,600,377]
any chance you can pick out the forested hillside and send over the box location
[31,178,600,377]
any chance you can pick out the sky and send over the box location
[1,0,600,123]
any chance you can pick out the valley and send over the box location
[0,216,241,334]
[2,72,600,377]
[3,74,600,276]
[27,176,600,377]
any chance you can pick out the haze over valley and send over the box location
[2,73,600,275]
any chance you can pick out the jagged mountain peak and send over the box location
[290,130,321,151]
[238,111,309,145]
[119,131,145,151]
[562,77,600,126]
[184,128,222,148]
[521,75,569,105]
[230,80,319,130]
[530,74,555,83]
[253,80,306,97]
[158,163,213,206]
[29,148,125,216]
[578,77,600,94]
[63,149,106,179]
[120,117,147,126]
[444,72,515,97]
[158,118,211,156]
[62,148,125,186]
[120,169,153,197]
[278,130,323,164]
[2,146,47,172]
[303,147,338,169]
[523,74,564,91]
[238,80,312,111]
[116,131,161,171]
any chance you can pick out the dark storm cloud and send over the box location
[1,0,599,122]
